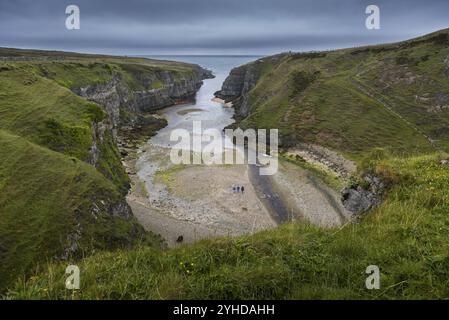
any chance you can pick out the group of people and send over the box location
[232,185,245,193]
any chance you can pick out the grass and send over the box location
[0,130,154,291]
[154,164,189,192]
[0,66,101,159]
[0,61,130,194]
[7,152,449,299]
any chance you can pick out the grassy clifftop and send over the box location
[0,49,203,291]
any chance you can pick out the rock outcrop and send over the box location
[71,63,212,219]
[341,175,384,215]
[290,144,357,179]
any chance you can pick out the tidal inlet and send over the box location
[1,0,449,305]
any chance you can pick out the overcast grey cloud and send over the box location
[0,0,448,55]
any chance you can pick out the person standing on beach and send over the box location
[241,186,245,193]
[237,186,240,193]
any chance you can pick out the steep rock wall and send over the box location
[73,67,212,134]
[73,66,212,172]
[215,62,261,118]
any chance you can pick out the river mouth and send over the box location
[125,56,351,247]
[126,56,276,247]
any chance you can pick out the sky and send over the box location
[0,0,448,55]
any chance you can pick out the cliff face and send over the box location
[66,63,213,250]
[73,75,125,135]
[132,70,206,112]
[72,66,212,175]
[73,66,212,134]
[215,62,261,118]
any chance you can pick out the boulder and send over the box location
[341,174,383,215]
[341,187,381,214]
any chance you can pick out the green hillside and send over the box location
[0,130,153,290]
[230,29,449,160]
[0,50,202,291]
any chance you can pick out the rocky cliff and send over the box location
[72,65,213,176]
[63,62,213,255]
[341,174,384,215]
[133,68,212,112]
[215,61,261,118]
[73,66,213,135]
[61,63,214,263]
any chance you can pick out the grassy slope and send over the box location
[237,29,449,160]
[8,152,449,299]
[0,130,155,290]
[0,50,199,291]
[0,64,103,159]
[5,30,449,299]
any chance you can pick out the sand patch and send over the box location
[126,149,276,247]
[157,164,276,234]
